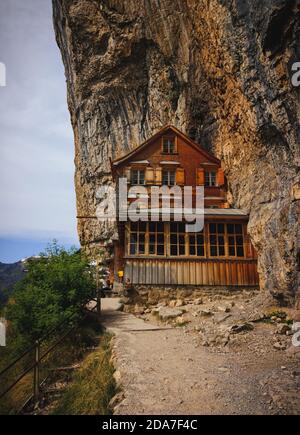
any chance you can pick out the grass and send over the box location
[52,333,117,415]
[261,309,293,325]
[175,320,191,328]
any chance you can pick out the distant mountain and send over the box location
[0,261,26,306]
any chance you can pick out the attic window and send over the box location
[162,136,176,154]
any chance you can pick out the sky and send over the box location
[0,0,79,263]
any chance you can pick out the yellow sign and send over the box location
[117,270,124,278]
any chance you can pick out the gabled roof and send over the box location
[111,125,220,168]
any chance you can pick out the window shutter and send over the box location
[176,168,185,186]
[196,168,205,186]
[145,167,154,185]
[124,167,131,183]
[217,168,225,186]
[155,167,162,185]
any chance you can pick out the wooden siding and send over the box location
[124,258,259,286]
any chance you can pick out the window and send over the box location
[170,222,186,256]
[129,222,146,255]
[149,222,165,256]
[205,171,217,187]
[227,223,244,257]
[209,223,225,257]
[189,233,205,256]
[162,170,176,186]
[131,169,145,185]
[162,137,176,154]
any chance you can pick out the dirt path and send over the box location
[101,298,300,415]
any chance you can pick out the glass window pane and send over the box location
[163,137,175,154]
[157,222,164,232]
[171,245,178,256]
[178,222,185,233]
[149,234,155,244]
[190,246,196,255]
[139,171,145,185]
[131,170,138,184]
[227,224,235,234]
[210,172,216,186]
[197,234,204,245]
[219,246,225,256]
[149,222,156,232]
[218,236,225,246]
[218,224,225,233]
[210,246,217,256]
[179,245,185,255]
[158,234,164,244]
[229,246,235,256]
[162,171,169,185]
[170,222,178,232]
[171,234,177,244]
[170,172,175,185]
[209,223,217,233]
[130,233,137,243]
[210,235,217,245]
[237,246,244,257]
[139,222,146,232]
[189,235,196,245]
[139,233,145,243]
[179,235,185,245]
[131,222,138,231]
[236,236,243,245]
[139,244,145,254]
[149,244,155,254]
[130,244,136,255]
[235,224,243,234]
[157,245,164,255]
[197,246,204,256]
[228,236,235,246]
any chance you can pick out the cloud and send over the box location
[0,0,78,245]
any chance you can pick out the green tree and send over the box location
[5,242,95,349]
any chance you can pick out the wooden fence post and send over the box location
[96,288,101,317]
[33,340,40,402]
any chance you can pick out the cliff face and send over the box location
[53,0,300,305]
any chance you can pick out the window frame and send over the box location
[128,222,147,255]
[162,169,176,186]
[131,169,145,185]
[148,222,165,256]
[188,232,206,257]
[169,222,186,257]
[226,223,245,258]
[162,136,177,154]
[208,223,226,258]
[126,221,246,260]
[205,171,217,187]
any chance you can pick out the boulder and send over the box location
[157,307,184,321]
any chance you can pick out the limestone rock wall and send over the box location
[52,0,300,305]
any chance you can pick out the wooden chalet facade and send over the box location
[111,126,259,287]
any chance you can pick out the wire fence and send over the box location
[0,294,101,414]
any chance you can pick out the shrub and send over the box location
[5,242,95,350]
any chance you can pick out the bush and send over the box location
[5,242,95,350]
